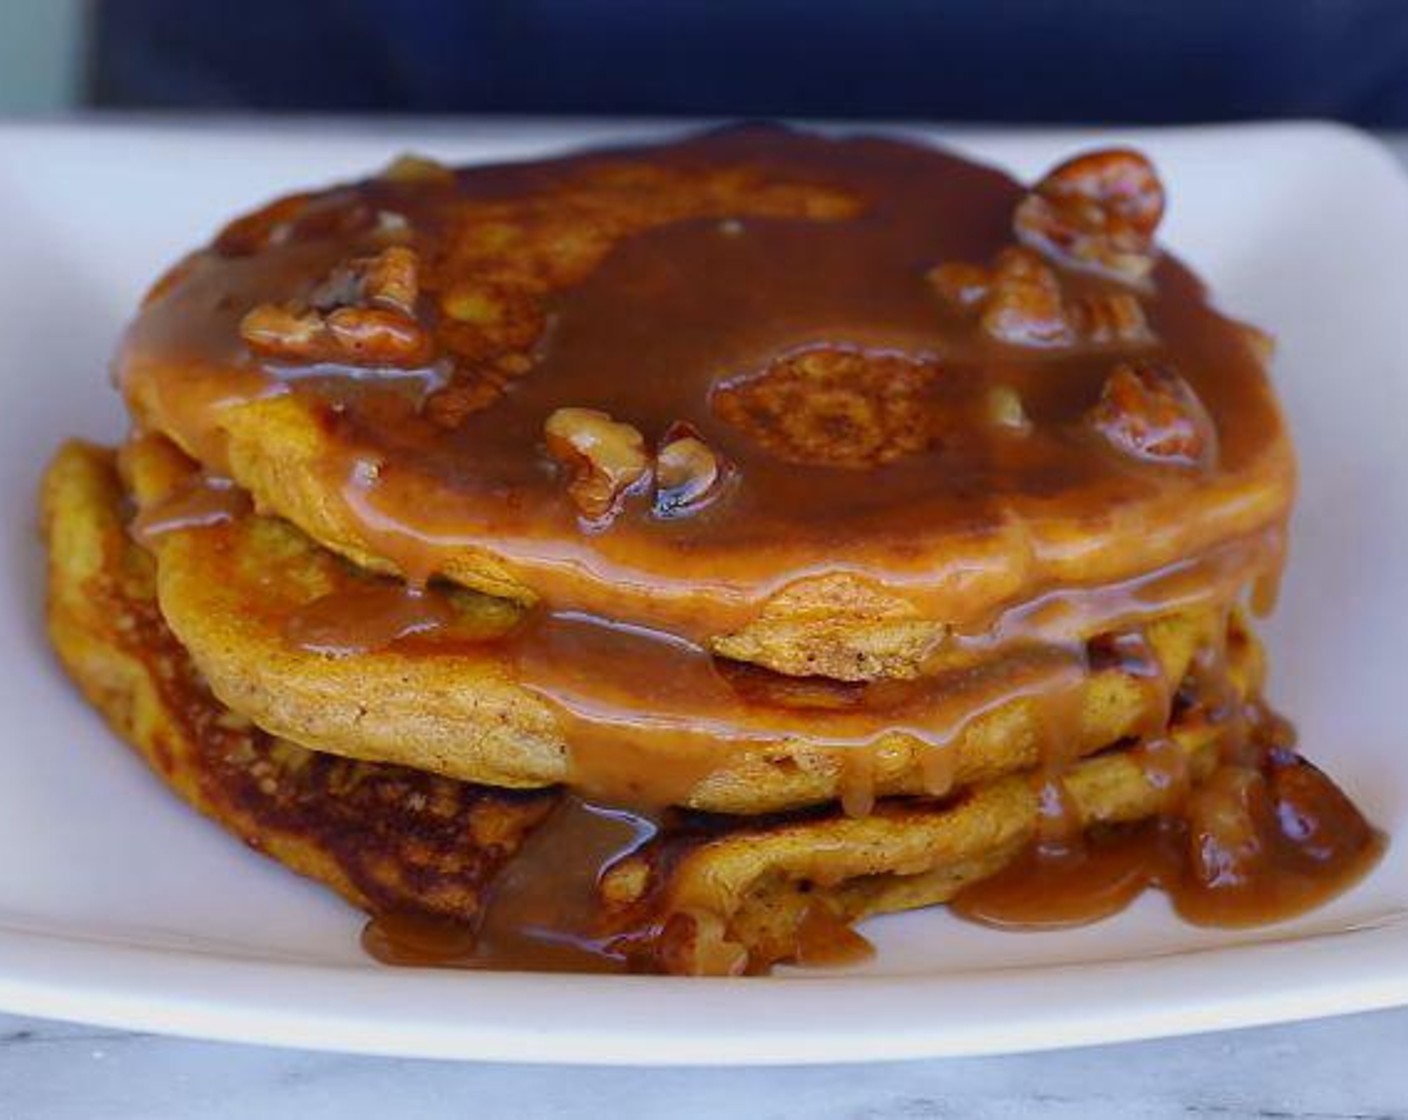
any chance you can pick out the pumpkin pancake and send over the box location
[42,441,556,923]
[118,127,1295,681]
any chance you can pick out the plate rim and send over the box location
[2,917,1406,1064]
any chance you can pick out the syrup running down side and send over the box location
[249,522,1281,811]
[364,798,655,974]
[361,634,1383,976]
[127,471,250,549]
[952,689,1383,933]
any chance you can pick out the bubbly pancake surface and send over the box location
[119,127,1296,663]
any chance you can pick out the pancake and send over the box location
[41,441,556,923]
[123,432,1255,815]
[118,127,1295,680]
[44,441,1377,976]
[43,127,1384,978]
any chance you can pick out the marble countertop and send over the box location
[3,127,1406,1120]
[2,1006,1407,1119]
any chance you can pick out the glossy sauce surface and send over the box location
[285,583,456,654]
[273,526,1279,809]
[358,620,1383,975]
[120,127,1295,638]
[951,702,1384,933]
[128,472,250,548]
[363,797,654,974]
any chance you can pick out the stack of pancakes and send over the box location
[42,127,1380,975]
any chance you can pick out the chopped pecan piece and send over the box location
[985,384,1031,434]
[933,245,1160,349]
[324,307,430,363]
[239,305,326,357]
[310,245,420,316]
[1186,765,1269,889]
[926,260,992,310]
[544,407,651,523]
[932,244,1158,349]
[240,246,431,366]
[979,248,1074,346]
[931,248,1074,347]
[379,153,456,186]
[1088,361,1216,468]
[655,909,749,977]
[360,244,420,315]
[655,423,727,516]
[1014,149,1165,284]
[1066,290,1153,345]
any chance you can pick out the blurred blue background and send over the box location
[5,0,1408,123]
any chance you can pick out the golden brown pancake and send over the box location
[42,440,556,923]
[118,127,1295,679]
[123,431,1254,814]
[52,438,1377,978]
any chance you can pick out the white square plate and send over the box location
[1,119,1405,1065]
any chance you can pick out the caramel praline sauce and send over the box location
[952,675,1385,935]
[364,797,653,974]
[356,627,1383,974]
[268,528,1270,813]
[118,127,1295,639]
[952,754,1385,934]
[127,470,250,549]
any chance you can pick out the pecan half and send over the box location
[1066,290,1153,345]
[1014,149,1165,284]
[240,246,431,366]
[309,244,420,317]
[932,246,1157,349]
[544,407,651,523]
[1088,361,1216,468]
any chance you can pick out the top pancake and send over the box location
[119,126,1295,677]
